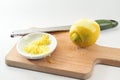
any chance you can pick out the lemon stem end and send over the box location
[71,33,79,42]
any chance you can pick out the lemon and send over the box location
[69,19,100,48]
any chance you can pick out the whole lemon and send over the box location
[69,19,100,48]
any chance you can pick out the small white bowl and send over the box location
[16,32,57,59]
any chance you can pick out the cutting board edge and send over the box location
[5,56,91,79]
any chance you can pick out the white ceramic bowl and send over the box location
[16,32,57,59]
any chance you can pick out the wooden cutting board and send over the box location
[5,31,120,79]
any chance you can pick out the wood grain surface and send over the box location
[5,31,120,79]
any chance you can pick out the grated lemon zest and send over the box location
[24,34,51,55]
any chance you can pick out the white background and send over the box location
[0,0,120,80]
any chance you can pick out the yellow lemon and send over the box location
[69,19,100,48]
